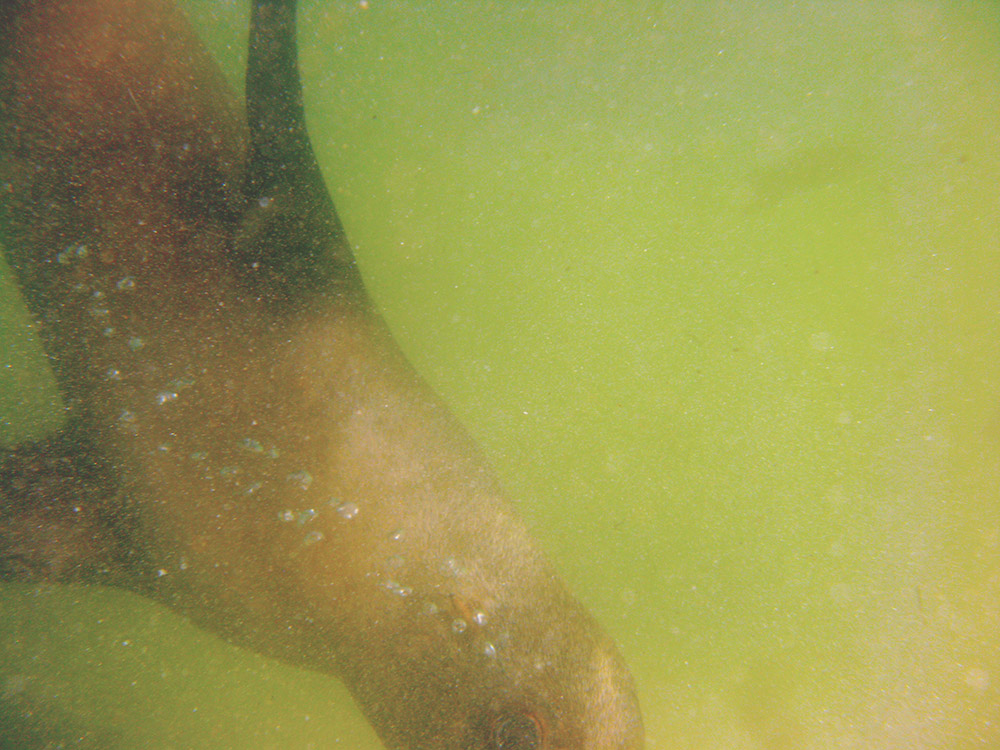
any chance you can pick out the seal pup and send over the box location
[0,1,644,747]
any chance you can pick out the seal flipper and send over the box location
[0,426,135,586]
[236,0,365,308]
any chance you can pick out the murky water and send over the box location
[2,1,998,747]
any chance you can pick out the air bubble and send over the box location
[472,611,488,627]
[383,580,412,597]
[297,508,317,525]
[334,501,359,520]
[240,437,264,453]
[128,336,146,351]
[287,470,313,490]
[483,642,497,658]
[303,530,325,546]
[168,377,195,392]
[57,243,88,264]
[278,509,297,523]
[451,619,468,634]
[116,276,136,291]
[245,481,263,495]
[156,391,178,405]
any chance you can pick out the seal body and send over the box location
[0,1,644,748]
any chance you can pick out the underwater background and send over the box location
[1,1,998,747]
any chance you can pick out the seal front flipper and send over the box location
[235,0,365,308]
[0,426,134,586]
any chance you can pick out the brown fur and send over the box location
[0,1,643,747]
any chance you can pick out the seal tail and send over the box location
[237,0,365,307]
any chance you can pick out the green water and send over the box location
[2,1,998,747]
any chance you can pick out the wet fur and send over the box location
[0,1,643,748]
